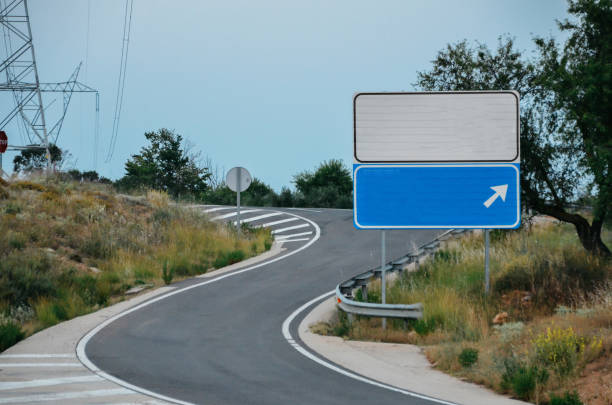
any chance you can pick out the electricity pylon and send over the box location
[1,0,99,170]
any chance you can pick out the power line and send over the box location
[106,0,134,163]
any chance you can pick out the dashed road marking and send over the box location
[0,388,135,404]
[233,212,284,225]
[275,231,313,240]
[0,375,102,391]
[0,363,83,368]
[211,209,261,221]
[259,217,299,227]
[202,206,235,213]
[0,354,74,359]
[271,223,310,234]
[277,238,310,243]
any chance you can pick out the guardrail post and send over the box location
[361,284,367,301]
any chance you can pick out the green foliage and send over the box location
[116,128,211,197]
[0,321,25,351]
[415,1,611,255]
[293,159,352,208]
[549,391,584,405]
[333,310,351,336]
[501,358,549,401]
[162,261,174,285]
[458,347,479,367]
[0,250,56,306]
[533,327,584,377]
[13,144,63,173]
[213,249,246,268]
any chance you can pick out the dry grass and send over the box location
[324,221,611,404]
[0,175,272,344]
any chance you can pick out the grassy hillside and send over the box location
[319,221,611,405]
[0,176,272,351]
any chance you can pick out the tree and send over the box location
[293,159,352,208]
[415,7,609,255]
[13,144,62,173]
[532,0,611,255]
[117,128,211,197]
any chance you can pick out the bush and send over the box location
[0,250,56,306]
[0,321,25,351]
[501,358,549,401]
[213,249,245,268]
[458,347,479,367]
[162,261,173,285]
[533,327,583,377]
[549,391,583,405]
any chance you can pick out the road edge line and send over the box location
[76,211,321,405]
[281,293,458,405]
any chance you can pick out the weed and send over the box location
[458,347,479,367]
[213,249,246,268]
[549,391,583,405]
[501,358,549,401]
[0,321,24,351]
[162,261,174,285]
[533,326,583,377]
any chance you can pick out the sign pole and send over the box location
[484,229,490,295]
[237,169,241,236]
[381,229,386,329]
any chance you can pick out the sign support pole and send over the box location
[381,230,386,329]
[484,229,490,295]
[236,169,241,236]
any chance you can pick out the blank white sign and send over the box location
[354,92,519,162]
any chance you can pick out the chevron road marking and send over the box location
[271,223,310,234]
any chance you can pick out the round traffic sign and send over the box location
[225,167,252,192]
[0,131,7,153]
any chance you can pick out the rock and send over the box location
[407,331,419,343]
[125,284,153,295]
[45,248,55,253]
[89,267,101,274]
[492,312,509,325]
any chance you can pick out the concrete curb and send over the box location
[298,297,529,405]
[0,242,287,404]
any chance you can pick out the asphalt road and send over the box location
[86,207,446,405]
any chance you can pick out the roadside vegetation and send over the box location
[0,176,272,351]
[317,220,611,404]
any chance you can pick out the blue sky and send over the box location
[2,0,569,191]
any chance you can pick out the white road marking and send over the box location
[0,354,74,358]
[258,217,299,228]
[203,206,234,213]
[271,223,309,234]
[77,211,321,405]
[0,388,135,404]
[211,209,261,221]
[0,363,82,367]
[275,231,313,240]
[277,238,310,243]
[0,375,101,391]
[281,293,458,405]
[233,212,283,225]
[286,208,322,213]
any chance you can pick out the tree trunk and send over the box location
[534,204,610,256]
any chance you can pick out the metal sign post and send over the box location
[484,230,490,294]
[226,167,252,236]
[381,230,386,329]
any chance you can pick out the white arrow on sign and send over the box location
[483,184,508,208]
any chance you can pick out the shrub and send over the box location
[501,358,549,401]
[162,261,173,285]
[493,322,525,343]
[549,391,583,405]
[213,249,245,268]
[0,321,25,351]
[533,327,583,377]
[458,347,478,367]
[0,251,56,306]
[10,181,46,192]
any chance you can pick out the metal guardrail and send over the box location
[335,229,471,320]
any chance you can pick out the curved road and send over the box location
[86,208,445,405]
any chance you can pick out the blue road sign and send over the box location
[353,164,520,229]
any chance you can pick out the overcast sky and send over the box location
[2,0,569,190]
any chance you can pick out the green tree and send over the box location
[532,0,611,255]
[293,159,352,208]
[117,128,211,197]
[13,144,62,173]
[415,1,610,255]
